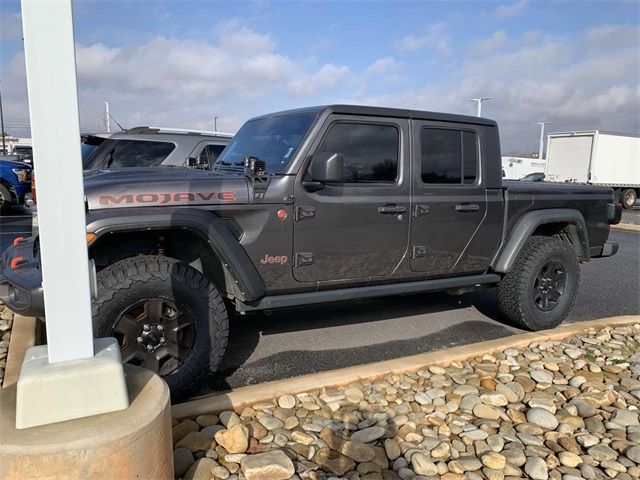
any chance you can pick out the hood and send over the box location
[84,167,250,210]
[0,159,32,170]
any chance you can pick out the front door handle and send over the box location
[378,205,407,214]
[455,203,480,212]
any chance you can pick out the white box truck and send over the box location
[545,131,640,208]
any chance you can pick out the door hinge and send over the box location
[412,245,428,259]
[413,204,430,218]
[294,252,314,267]
[295,206,316,221]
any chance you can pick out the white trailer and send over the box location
[501,156,547,180]
[545,131,640,208]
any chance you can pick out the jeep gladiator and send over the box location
[0,105,622,396]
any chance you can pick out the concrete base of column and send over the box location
[0,364,173,479]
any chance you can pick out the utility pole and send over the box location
[537,122,550,160]
[214,116,218,132]
[0,81,6,154]
[104,101,110,133]
[470,97,492,117]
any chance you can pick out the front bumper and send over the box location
[0,236,45,317]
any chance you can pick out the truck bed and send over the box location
[503,180,613,257]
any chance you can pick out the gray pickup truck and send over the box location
[0,105,622,396]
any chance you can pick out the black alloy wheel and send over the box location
[532,261,566,312]
[112,298,195,376]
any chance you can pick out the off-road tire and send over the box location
[621,189,637,209]
[92,255,228,399]
[497,236,579,331]
[0,184,12,212]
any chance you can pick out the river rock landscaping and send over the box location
[174,323,640,480]
[0,300,12,386]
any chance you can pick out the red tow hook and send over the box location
[10,256,26,269]
[13,236,25,246]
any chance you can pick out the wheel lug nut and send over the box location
[146,345,153,351]
[143,324,150,331]
[157,325,164,332]
[160,338,166,344]
[137,337,143,343]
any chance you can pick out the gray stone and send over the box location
[530,370,554,384]
[410,453,438,476]
[351,426,386,443]
[610,409,639,427]
[524,456,549,480]
[587,444,618,462]
[527,407,559,430]
[625,445,640,464]
[258,415,284,431]
[173,448,195,478]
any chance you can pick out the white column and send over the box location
[21,0,94,362]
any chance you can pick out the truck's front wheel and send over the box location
[92,255,228,399]
[497,236,579,331]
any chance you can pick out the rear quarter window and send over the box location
[86,139,175,169]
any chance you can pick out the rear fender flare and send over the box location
[492,208,590,273]
[87,208,265,301]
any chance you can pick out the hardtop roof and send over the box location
[249,104,497,126]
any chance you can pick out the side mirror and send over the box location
[310,152,344,182]
[187,157,198,167]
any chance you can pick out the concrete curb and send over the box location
[612,223,640,232]
[172,315,640,420]
[2,315,37,389]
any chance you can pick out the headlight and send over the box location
[12,169,30,182]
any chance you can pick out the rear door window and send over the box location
[421,128,478,185]
[85,139,175,169]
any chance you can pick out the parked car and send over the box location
[0,158,32,211]
[83,127,233,170]
[0,105,621,397]
[520,172,545,182]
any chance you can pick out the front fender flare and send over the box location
[492,208,590,273]
[86,207,266,301]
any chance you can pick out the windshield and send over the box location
[216,112,317,173]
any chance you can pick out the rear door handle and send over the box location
[378,205,407,214]
[455,203,480,212]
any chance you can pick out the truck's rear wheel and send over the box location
[621,189,637,209]
[92,255,228,399]
[497,236,579,331]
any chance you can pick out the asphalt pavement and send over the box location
[622,206,640,225]
[194,228,640,396]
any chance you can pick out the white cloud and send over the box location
[398,22,452,58]
[365,57,397,76]
[495,0,528,19]
[2,24,337,134]
[468,30,509,56]
[287,64,350,96]
[351,27,640,152]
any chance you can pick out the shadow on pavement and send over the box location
[193,289,515,397]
